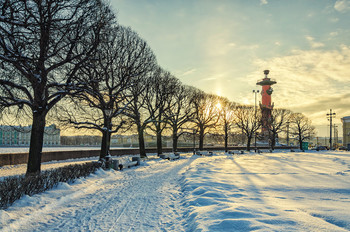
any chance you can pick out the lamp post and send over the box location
[327,109,336,150]
[193,129,196,154]
[286,121,290,146]
[253,90,260,152]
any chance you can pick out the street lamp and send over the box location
[253,90,260,152]
[327,109,336,150]
[334,124,338,149]
[193,129,196,154]
[286,121,290,146]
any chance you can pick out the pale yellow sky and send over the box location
[111,0,350,137]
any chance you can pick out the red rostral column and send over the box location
[256,70,277,134]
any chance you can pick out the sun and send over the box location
[216,102,222,109]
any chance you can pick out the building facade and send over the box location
[341,116,350,147]
[0,124,60,146]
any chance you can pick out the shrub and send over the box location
[0,161,102,209]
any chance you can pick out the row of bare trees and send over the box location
[0,0,115,175]
[233,105,315,151]
[0,0,315,176]
[186,96,315,152]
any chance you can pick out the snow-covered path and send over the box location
[1,157,194,232]
[2,151,350,231]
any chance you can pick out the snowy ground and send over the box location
[1,150,350,231]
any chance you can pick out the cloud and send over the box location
[307,12,314,18]
[251,45,350,125]
[306,36,325,48]
[290,93,350,126]
[292,93,350,114]
[201,77,217,81]
[181,68,197,76]
[239,44,260,50]
[330,17,339,23]
[260,0,268,5]
[334,0,350,12]
[329,31,338,37]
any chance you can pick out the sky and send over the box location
[110,0,350,137]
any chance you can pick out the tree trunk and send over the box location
[26,112,46,175]
[172,128,178,152]
[271,132,276,150]
[100,118,111,160]
[137,124,146,158]
[299,138,303,150]
[156,129,162,155]
[100,130,110,160]
[241,128,245,145]
[224,125,228,152]
[246,135,252,151]
[199,125,204,150]
[268,131,272,150]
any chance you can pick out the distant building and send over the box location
[110,134,158,147]
[111,134,139,146]
[0,124,60,146]
[110,133,175,148]
[341,116,350,147]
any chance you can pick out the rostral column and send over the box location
[256,70,277,139]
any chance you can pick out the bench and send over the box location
[227,150,234,154]
[196,151,213,156]
[159,152,180,160]
[116,157,141,170]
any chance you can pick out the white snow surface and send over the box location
[1,150,350,231]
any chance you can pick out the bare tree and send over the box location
[234,105,261,151]
[123,68,157,158]
[61,26,156,160]
[146,70,179,155]
[290,112,316,150]
[165,85,195,152]
[264,108,293,150]
[191,91,221,150]
[0,0,112,175]
[218,97,236,152]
